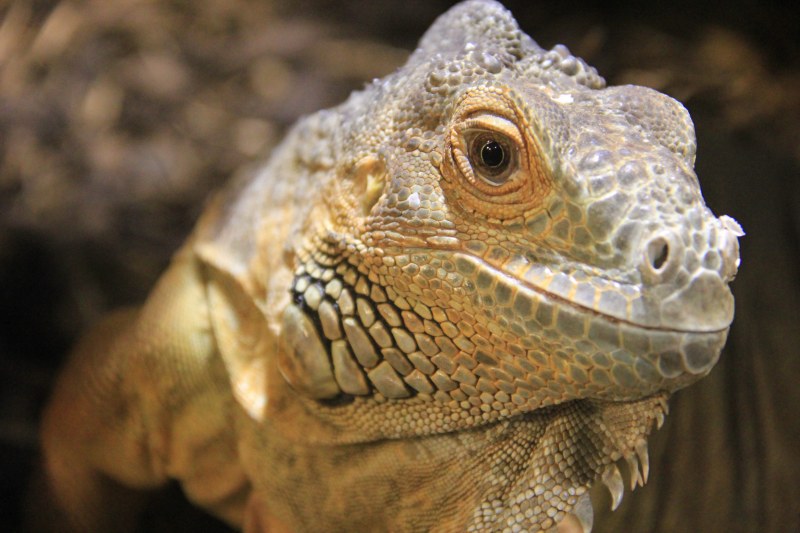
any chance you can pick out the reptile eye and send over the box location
[480,139,505,168]
[468,132,516,185]
[444,98,551,216]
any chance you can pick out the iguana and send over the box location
[40,1,743,531]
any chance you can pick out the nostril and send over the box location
[647,237,670,271]
[640,232,682,284]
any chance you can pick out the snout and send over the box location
[637,214,742,332]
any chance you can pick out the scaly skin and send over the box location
[40,1,742,532]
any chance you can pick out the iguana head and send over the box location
[268,0,743,529]
[282,0,741,424]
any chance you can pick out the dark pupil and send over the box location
[480,139,505,168]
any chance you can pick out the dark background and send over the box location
[1,0,798,531]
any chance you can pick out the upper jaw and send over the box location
[509,258,735,334]
[496,208,741,335]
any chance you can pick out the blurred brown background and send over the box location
[1,0,798,531]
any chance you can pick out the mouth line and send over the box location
[515,270,729,335]
[461,252,730,336]
[388,245,729,335]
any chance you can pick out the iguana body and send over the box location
[41,1,742,531]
